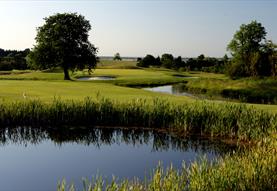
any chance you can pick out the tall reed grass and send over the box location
[0,96,276,140]
[57,135,277,191]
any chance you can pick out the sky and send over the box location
[0,0,276,57]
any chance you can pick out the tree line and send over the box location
[138,21,277,78]
[0,49,30,71]
[137,53,228,73]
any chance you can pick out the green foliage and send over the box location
[182,55,226,73]
[113,53,122,61]
[137,54,186,70]
[29,13,98,80]
[227,21,277,77]
[161,54,174,68]
[0,49,30,71]
[228,21,266,55]
[137,54,157,67]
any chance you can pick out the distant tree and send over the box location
[197,54,205,61]
[161,53,174,68]
[172,56,183,69]
[0,49,30,70]
[28,13,98,80]
[137,54,156,67]
[113,52,122,61]
[222,54,229,63]
[155,56,162,66]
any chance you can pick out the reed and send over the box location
[0,97,276,140]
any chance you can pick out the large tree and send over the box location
[227,21,268,77]
[28,13,97,80]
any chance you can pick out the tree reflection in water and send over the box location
[0,126,237,155]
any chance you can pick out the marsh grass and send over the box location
[57,135,277,191]
[0,97,276,140]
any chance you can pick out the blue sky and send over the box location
[0,0,276,57]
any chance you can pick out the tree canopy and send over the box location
[227,20,277,77]
[113,53,122,61]
[28,13,98,80]
[0,49,30,71]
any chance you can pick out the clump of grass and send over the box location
[0,97,276,140]
[57,135,277,191]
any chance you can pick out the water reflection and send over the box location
[0,126,238,191]
[143,83,194,97]
[0,126,236,155]
[78,76,115,81]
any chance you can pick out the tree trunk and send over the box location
[63,67,70,80]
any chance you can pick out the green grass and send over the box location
[0,80,194,103]
[0,65,195,103]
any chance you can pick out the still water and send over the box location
[143,84,194,97]
[77,76,115,81]
[0,127,236,191]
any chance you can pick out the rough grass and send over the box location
[0,97,276,140]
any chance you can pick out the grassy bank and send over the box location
[1,97,276,140]
[58,134,277,191]
[184,77,277,104]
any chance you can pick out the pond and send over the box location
[0,127,236,191]
[77,76,115,81]
[143,83,195,97]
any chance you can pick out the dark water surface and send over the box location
[0,127,236,191]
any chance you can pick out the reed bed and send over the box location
[57,135,277,191]
[0,97,276,140]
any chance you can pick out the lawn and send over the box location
[0,65,193,103]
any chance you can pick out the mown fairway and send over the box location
[0,80,194,103]
[1,60,277,113]
[0,63,194,103]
